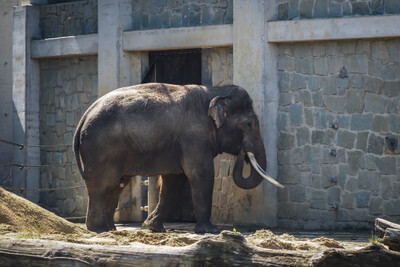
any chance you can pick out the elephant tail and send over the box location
[73,119,85,179]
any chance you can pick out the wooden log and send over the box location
[0,231,400,266]
[375,218,400,236]
[381,228,400,252]
[0,231,311,267]
[311,244,400,267]
[375,218,400,251]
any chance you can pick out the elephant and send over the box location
[73,83,283,233]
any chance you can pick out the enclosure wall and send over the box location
[276,39,400,229]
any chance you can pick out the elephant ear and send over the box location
[208,95,229,128]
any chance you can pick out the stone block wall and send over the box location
[131,0,233,30]
[277,39,400,229]
[277,0,400,20]
[39,56,98,217]
[39,0,97,38]
[48,0,84,4]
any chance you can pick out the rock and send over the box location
[351,114,373,131]
[356,191,370,208]
[289,103,304,126]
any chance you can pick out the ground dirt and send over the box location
[3,187,399,266]
[0,187,367,251]
[0,186,369,250]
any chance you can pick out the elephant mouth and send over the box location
[245,151,284,188]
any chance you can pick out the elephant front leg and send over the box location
[181,150,219,233]
[189,176,219,233]
[143,174,186,232]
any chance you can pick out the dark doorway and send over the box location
[142,49,202,223]
[142,49,202,85]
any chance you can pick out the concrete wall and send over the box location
[131,0,233,30]
[276,39,400,229]
[39,56,98,216]
[277,0,400,20]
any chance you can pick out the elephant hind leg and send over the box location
[143,173,186,232]
[85,188,110,233]
[84,172,124,233]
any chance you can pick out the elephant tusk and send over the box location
[246,152,284,188]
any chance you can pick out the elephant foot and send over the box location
[142,219,166,233]
[194,222,219,234]
[86,223,114,233]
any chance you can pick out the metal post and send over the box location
[147,176,159,215]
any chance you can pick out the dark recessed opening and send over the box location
[142,49,202,86]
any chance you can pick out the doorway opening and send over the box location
[142,49,202,85]
[141,48,202,223]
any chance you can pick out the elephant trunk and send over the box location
[232,140,284,189]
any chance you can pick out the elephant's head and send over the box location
[208,86,284,190]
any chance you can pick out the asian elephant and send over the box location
[73,83,283,233]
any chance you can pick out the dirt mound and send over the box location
[0,187,87,234]
[247,229,344,251]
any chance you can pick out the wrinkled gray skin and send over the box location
[74,83,267,233]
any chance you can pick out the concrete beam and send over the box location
[268,15,400,43]
[29,15,400,59]
[123,24,233,51]
[30,14,400,60]
[31,34,98,59]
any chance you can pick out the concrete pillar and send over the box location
[147,176,159,214]
[232,0,278,227]
[12,5,41,203]
[262,0,279,227]
[0,0,18,185]
[98,0,133,96]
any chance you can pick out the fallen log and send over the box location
[375,218,400,233]
[375,218,400,251]
[0,231,399,266]
[311,244,400,267]
[0,231,312,267]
